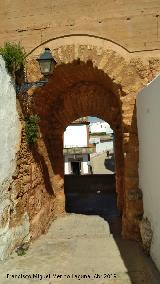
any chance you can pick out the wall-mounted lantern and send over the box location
[36,48,57,76]
[17,47,57,94]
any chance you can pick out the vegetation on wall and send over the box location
[0,42,26,76]
[25,115,40,145]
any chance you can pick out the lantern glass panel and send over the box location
[39,60,51,75]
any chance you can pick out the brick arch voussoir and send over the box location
[52,46,142,96]
[27,36,143,97]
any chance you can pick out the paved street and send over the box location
[0,214,159,284]
[90,153,115,174]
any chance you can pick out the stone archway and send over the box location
[26,35,144,240]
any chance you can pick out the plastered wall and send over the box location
[0,56,20,185]
[137,75,160,270]
[0,56,30,260]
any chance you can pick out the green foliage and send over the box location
[16,242,29,256]
[25,115,40,145]
[16,247,26,256]
[0,42,26,75]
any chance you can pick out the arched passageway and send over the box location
[32,61,123,201]
[25,37,144,240]
[63,116,121,235]
[29,60,140,239]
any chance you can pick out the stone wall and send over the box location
[10,104,57,242]
[1,0,160,53]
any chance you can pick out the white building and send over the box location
[89,121,114,154]
[89,136,114,154]
[89,121,113,134]
[96,139,113,154]
[64,123,88,148]
[63,118,94,175]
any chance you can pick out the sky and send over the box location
[88,116,104,123]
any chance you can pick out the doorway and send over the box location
[71,161,81,176]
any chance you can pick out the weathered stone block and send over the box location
[127,189,143,201]
[22,175,31,185]
[140,217,153,255]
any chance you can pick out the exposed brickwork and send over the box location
[21,43,145,240]
[9,101,57,241]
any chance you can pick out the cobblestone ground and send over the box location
[0,214,160,284]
